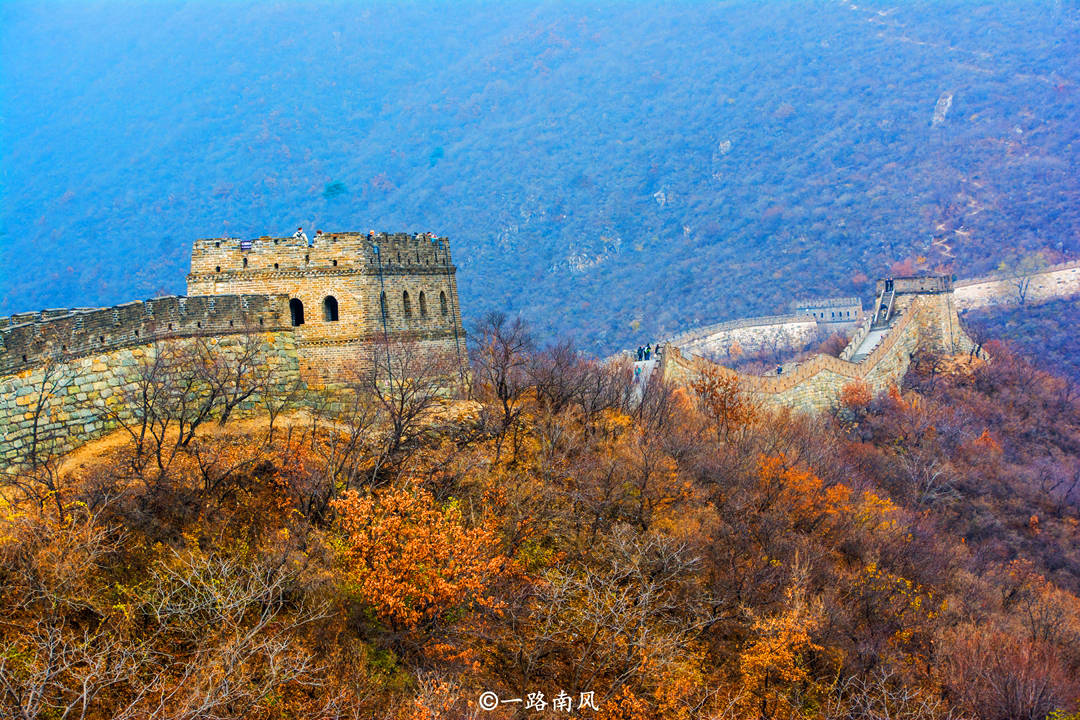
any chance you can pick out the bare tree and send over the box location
[0,501,145,720]
[573,355,635,434]
[363,338,458,483]
[999,251,1049,306]
[282,375,380,522]
[1,359,76,519]
[98,341,172,476]
[528,339,581,413]
[477,526,709,708]
[195,333,267,427]
[259,366,305,444]
[825,667,969,720]
[469,311,534,462]
[135,550,327,720]
[99,335,276,483]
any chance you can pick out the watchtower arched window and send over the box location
[419,291,427,317]
[243,257,248,268]
[323,296,339,322]
[402,291,412,318]
[439,291,448,316]
[289,298,305,326]
[380,291,389,319]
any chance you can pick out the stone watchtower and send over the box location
[187,231,466,382]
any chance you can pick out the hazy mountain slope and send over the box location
[2,1,1079,352]
[966,296,1080,384]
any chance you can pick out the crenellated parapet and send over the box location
[0,294,291,376]
[660,276,977,413]
[188,232,455,282]
[0,227,472,464]
[187,231,467,383]
[953,259,1080,310]
[789,296,863,326]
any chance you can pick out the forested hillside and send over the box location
[2,323,1079,718]
[3,1,1079,352]
[966,297,1080,384]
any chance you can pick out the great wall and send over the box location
[643,259,1080,412]
[0,231,466,464]
[2,237,1079,464]
[655,276,974,413]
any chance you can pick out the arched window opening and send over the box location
[419,291,427,317]
[439,291,448,316]
[290,298,305,326]
[323,295,339,322]
[402,291,413,318]
[243,257,248,268]
[380,292,389,319]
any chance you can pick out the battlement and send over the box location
[790,295,863,325]
[0,294,291,375]
[877,275,953,295]
[790,296,861,311]
[660,293,976,413]
[953,259,1080,289]
[189,231,455,281]
[669,313,814,347]
[186,229,467,384]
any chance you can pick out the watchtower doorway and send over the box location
[290,298,305,326]
[323,296,339,322]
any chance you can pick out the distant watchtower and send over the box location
[187,231,466,381]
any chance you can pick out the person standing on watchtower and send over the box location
[293,227,309,246]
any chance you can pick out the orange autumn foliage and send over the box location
[755,455,853,534]
[331,485,507,631]
[840,379,872,411]
[691,364,756,442]
[738,583,824,719]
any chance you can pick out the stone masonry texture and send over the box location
[0,230,468,464]
[662,277,977,414]
[186,231,467,383]
[2,240,1076,460]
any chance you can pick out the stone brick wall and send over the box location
[669,314,821,359]
[187,232,467,383]
[790,296,863,328]
[0,295,291,376]
[0,229,470,463]
[953,260,1080,310]
[0,331,301,465]
[668,296,864,362]
[661,291,975,413]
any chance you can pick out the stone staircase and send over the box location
[847,327,890,364]
[872,289,895,327]
[841,284,899,363]
[630,358,658,402]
